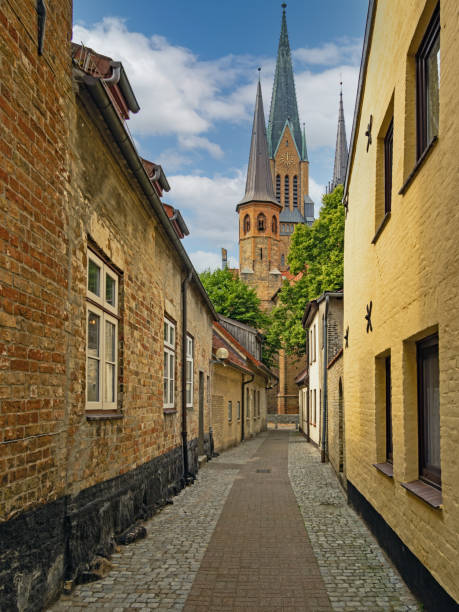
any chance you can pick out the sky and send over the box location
[73,0,368,272]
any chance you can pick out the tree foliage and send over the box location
[265,185,345,355]
[199,267,279,367]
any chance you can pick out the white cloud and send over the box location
[294,38,362,67]
[178,135,223,159]
[166,170,246,248]
[189,251,238,273]
[309,177,326,213]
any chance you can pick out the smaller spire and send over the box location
[301,122,308,162]
[330,83,349,191]
[258,66,261,81]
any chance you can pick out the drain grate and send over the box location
[256,468,271,473]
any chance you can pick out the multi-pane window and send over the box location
[228,400,232,422]
[293,175,298,207]
[237,400,241,420]
[384,119,393,214]
[416,4,440,159]
[86,250,118,410]
[163,318,176,409]
[385,356,393,463]
[417,334,441,488]
[186,335,193,407]
[276,174,281,203]
[284,175,290,207]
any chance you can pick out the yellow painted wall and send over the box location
[344,0,459,601]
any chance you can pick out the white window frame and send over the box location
[86,250,118,411]
[164,318,176,409]
[185,335,194,408]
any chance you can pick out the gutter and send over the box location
[321,295,330,463]
[181,270,193,481]
[241,374,255,442]
[74,68,218,322]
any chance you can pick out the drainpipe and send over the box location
[241,374,255,442]
[321,295,329,463]
[181,270,193,480]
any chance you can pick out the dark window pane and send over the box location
[385,356,393,462]
[106,273,116,306]
[88,259,100,295]
[384,120,393,215]
[426,36,440,143]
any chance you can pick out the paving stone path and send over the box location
[51,431,420,611]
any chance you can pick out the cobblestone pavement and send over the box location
[50,431,420,611]
[288,432,420,611]
[50,435,267,611]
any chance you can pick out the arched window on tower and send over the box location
[257,213,266,232]
[272,216,277,234]
[281,254,285,267]
[243,214,250,234]
[293,175,298,208]
[284,175,290,208]
[276,174,281,203]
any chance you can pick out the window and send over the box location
[417,334,440,488]
[237,400,241,420]
[257,213,266,232]
[257,391,261,417]
[313,389,317,425]
[164,318,176,409]
[272,216,277,234]
[186,335,193,407]
[281,254,285,267]
[86,250,119,410]
[385,356,393,463]
[384,119,393,214]
[228,400,232,422]
[284,175,290,207]
[276,174,281,202]
[313,324,316,362]
[243,214,250,234]
[259,248,263,260]
[246,387,250,419]
[293,175,298,207]
[416,4,440,159]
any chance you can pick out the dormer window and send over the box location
[244,214,250,234]
[257,213,266,232]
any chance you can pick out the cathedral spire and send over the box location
[330,84,348,191]
[237,80,279,208]
[267,3,303,159]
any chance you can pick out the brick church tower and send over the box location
[237,4,315,414]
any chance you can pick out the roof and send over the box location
[237,80,280,209]
[295,368,308,385]
[279,207,306,223]
[141,158,170,194]
[327,348,343,370]
[330,88,349,191]
[163,203,190,239]
[214,322,278,381]
[343,0,376,198]
[218,314,261,337]
[267,5,304,160]
[302,290,343,329]
[212,327,252,375]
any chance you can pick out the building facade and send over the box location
[343,1,458,607]
[0,11,219,610]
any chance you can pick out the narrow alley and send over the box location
[51,432,418,611]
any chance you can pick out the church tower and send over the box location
[237,77,283,309]
[268,3,314,271]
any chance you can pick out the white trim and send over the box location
[186,334,194,408]
[163,318,176,409]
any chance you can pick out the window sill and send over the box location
[371,212,391,245]
[86,411,123,421]
[399,136,438,195]
[163,407,177,415]
[186,405,193,410]
[373,462,393,478]
[401,479,442,509]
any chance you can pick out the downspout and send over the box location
[181,270,193,480]
[241,374,255,442]
[321,295,330,463]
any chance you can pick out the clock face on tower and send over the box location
[278,151,295,169]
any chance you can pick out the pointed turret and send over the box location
[301,122,308,162]
[330,85,348,191]
[267,4,303,159]
[237,79,279,208]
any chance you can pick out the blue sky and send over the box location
[73,0,368,271]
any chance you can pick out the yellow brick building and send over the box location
[343,0,459,607]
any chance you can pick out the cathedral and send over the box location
[235,4,348,414]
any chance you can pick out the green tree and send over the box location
[268,184,345,355]
[199,267,279,367]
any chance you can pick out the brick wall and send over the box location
[327,354,345,486]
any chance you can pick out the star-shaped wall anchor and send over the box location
[365,301,373,333]
[344,326,349,348]
[365,115,373,152]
